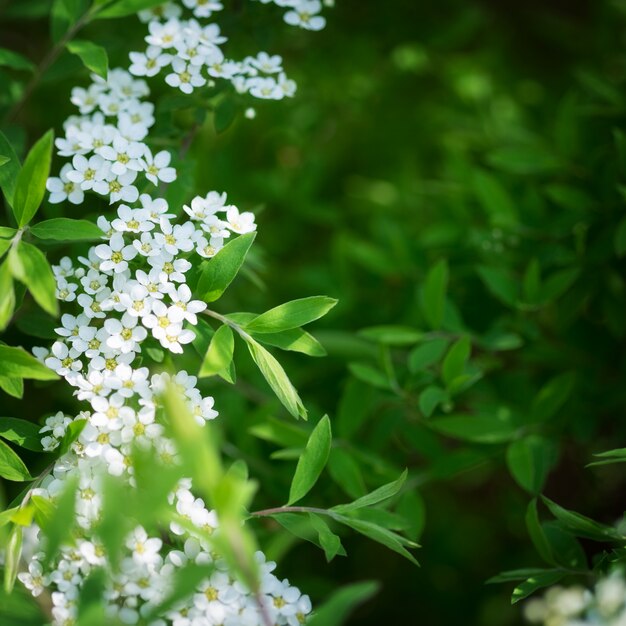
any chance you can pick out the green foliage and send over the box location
[66,40,108,78]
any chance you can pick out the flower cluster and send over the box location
[524,572,626,626]
[47,69,176,206]
[20,469,312,626]
[130,3,299,99]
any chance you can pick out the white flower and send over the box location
[55,277,79,302]
[95,233,139,273]
[183,0,223,18]
[154,219,196,255]
[112,204,154,234]
[104,314,148,353]
[226,206,257,233]
[284,0,326,30]
[93,167,139,204]
[248,76,283,100]
[65,154,107,191]
[195,235,224,258]
[167,284,206,325]
[97,135,144,176]
[126,527,162,566]
[165,58,206,94]
[201,214,231,238]
[140,149,176,185]
[250,52,283,74]
[119,284,154,318]
[47,164,85,204]
[45,341,82,376]
[139,194,173,222]
[146,18,183,49]
[129,46,172,77]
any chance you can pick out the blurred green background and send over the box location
[2,0,626,624]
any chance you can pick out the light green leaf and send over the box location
[4,525,22,593]
[0,417,42,451]
[196,233,255,302]
[66,40,108,79]
[245,336,307,419]
[199,324,234,378]
[327,448,366,499]
[287,415,332,504]
[10,241,59,316]
[358,325,422,346]
[30,218,103,241]
[0,345,58,381]
[421,260,448,329]
[441,336,471,387]
[0,48,35,72]
[0,260,15,331]
[408,338,448,373]
[252,327,326,357]
[41,476,78,567]
[511,571,565,604]
[0,439,32,481]
[0,375,23,399]
[0,131,21,207]
[308,513,344,562]
[418,385,446,417]
[430,414,517,443]
[332,469,407,514]
[245,296,337,334]
[307,581,380,626]
[13,130,54,227]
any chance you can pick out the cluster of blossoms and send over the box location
[525,572,626,626]
[47,69,176,206]
[131,1,302,99]
[19,469,312,625]
[18,193,312,624]
[252,0,327,31]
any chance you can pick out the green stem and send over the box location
[250,505,334,518]
[204,309,253,341]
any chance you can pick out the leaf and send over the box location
[10,241,59,316]
[332,469,407,513]
[531,373,575,422]
[0,345,57,380]
[287,415,331,504]
[441,336,471,387]
[59,419,87,455]
[3,525,22,593]
[526,498,555,564]
[511,571,565,604]
[307,581,380,626]
[245,336,307,419]
[12,130,54,227]
[408,338,449,373]
[308,513,344,562]
[418,385,446,417]
[199,324,234,378]
[359,325,422,346]
[30,218,103,241]
[246,296,337,334]
[487,145,561,175]
[336,379,374,439]
[487,568,561,584]
[95,0,172,18]
[421,260,448,329]
[477,265,518,307]
[0,439,31,481]
[0,260,15,331]
[252,327,326,357]
[41,476,78,567]
[0,131,21,207]
[0,417,42,451]
[430,414,517,443]
[327,448,366,499]
[0,48,35,72]
[541,496,625,542]
[0,376,23,399]
[506,436,555,494]
[66,40,108,79]
[347,362,391,390]
[214,97,239,134]
[196,232,255,302]
[472,169,518,226]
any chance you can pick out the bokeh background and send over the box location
[1,0,626,624]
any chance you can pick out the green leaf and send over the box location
[0,345,58,380]
[307,581,380,626]
[10,241,59,316]
[477,265,518,307]
[472,169,518,226]
[214,97,239,134]
[511,571,565,604]
[3,525,22,593]
[30,218,103,241]
[246,296,337,334]
[59,419,87,455]
[287,415,332,504]
[441,336,471,387]
[0,48,35,72]
[252,327,326,357]
[336,378,374,439]
[0,376,23,399]
[199,324,234,378]
[487,568,561,584]
[487,145,561,175]
[347,362,391,390]
[418,385,446,417]
[245,336,307,419]
[66,40,108,79]
[12,130,54,227]
[0,131,21,207]
[531,373,575,422]
[327,448,366,499]
[506,436,555,494]
[308,513,344,562]
[526,498,555,564]
[41,476,78,567]
[332,469,407,513]
[0,439,31,481]
[95,0,171,18]
[196,233,255,302]
[0,260,15,331]
[359,325,422,346]
[541,496,625,542]
[0,417,42,451]
[430,414,517,443]
[408,338,449,373]
[421,260,448,329]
